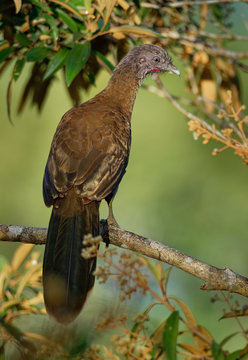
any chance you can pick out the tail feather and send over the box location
[43,201,99,324]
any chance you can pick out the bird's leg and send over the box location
[107,197,119,228]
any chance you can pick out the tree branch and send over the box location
[1,222,248,298]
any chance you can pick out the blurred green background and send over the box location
[1,32,248,351]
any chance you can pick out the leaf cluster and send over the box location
[1,0,247,119]
[1,244,248,359]
[188,90,248,164]
[93,249,248,360]
[0,0,162,115]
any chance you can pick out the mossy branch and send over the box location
[1,222,247,298]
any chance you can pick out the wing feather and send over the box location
[43,104,130,206]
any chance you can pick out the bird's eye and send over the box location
[153,56,160,63]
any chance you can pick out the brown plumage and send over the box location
[43,44,179,324]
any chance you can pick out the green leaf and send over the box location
[43,48,69,80]
[149,344,159,359]
[44,14,59,40]
[7,78,14,124]
[142,257,160,283]
[70,0,86,7]
[13,58,25,81]
[57,8,78,32]
[66,0,84,14]
[133,0,140,8]
[65,41,91,86]
[162,267,171,291]
[84,0,92,11]
[26,47,49,62]
[0,46,13,64]
[226,350,242,360]
[88,72,95,86]
[210,5,223,23]
[0,255,8,272]
[93,50,115,72]
[162,311,179,360]
[130,321,139,334]
[97,18,110,32]
[29,0,51,11]
[15,33,31,47]
[211,341,225,360]
[0,343,4,360]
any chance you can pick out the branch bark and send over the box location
[0,222,248,297]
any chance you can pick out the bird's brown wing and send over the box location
[43,105,130,207]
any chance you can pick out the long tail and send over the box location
[43,200,100,324]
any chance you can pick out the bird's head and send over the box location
[119,44,180,81]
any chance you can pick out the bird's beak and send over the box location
[167,64,180,76]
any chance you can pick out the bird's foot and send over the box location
[102,198,120,247]
[107,198,120,228]
[107,213,119,228]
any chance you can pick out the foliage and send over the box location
[148,80,248,165]
[1,244,248,359]
[188,91,248,164]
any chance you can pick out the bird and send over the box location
[42,44,180,324]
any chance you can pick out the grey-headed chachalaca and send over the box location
[43,44,179,324]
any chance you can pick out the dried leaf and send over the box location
[193,325,213,349]
[193,51,209,67]
[169,296,197,328]
[16,263,41,297]
[104,0,117,25]
[200,4,208,29]
[0,299,21,315]
[0,267,9,300]
[200,79,217,111]
[112,32,126,40]
[118,0,129,10]
[109,26,164,38]
[13,0,22,13]
[221,128,233,138]
[150,319,167,343]
[162,267,171,293]
[24,332,57,346]
[220,308,248,319]
[179,343,207,355]
[11,244,34,271]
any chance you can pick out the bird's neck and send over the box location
[104,66,140,119]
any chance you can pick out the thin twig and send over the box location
[180,39,248,59]
[197,96,242,137]
[198,30,248,42]
[162,0,248,7]
[148,78,227,141]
